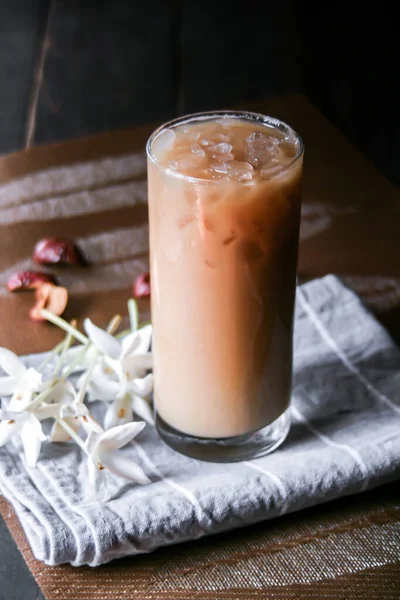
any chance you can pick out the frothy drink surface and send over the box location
[148,116,303,438]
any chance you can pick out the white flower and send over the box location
[85,365,153,403]
[62,344,98,374]
[102,393,155,430]
[103,393,133,430]
[0,348,43,409]
[0,304,153,487]
[0,409,47,467]
[84,421,150,486]
[84,319,153,382]
[82,320,154,427]
[46,380,89,442]
[86,367,154,428]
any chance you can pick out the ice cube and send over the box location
[217,118,240,128]
[272,145,285,162]
[214,133,231,142]
[153,128,176,157]
[215,152,234,161]
[210,142,233,155]
[168,160,178,170]
[191,144,206,157]
[212,162,230,174]
[176,155,205,170]
[245,131,279,168]
[227,160,254,182]
[182,127,200,140]
[200,138,213,147]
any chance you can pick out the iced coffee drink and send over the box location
[146,111,303,461]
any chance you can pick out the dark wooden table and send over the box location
[0,94,399,599]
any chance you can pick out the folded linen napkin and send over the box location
[1,275,399,567]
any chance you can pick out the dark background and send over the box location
[0,1,398,599]
[0,0,399,184]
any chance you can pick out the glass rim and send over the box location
[146,109,304,184]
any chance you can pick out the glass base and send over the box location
[155,408,291,462]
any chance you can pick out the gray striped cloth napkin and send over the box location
[1,275,399,567]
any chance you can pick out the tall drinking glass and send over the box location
[146,111,303,461]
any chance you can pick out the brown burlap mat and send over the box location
[1,485,399,599]
[1,95,399,598]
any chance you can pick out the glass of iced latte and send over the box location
[146,111,303,461]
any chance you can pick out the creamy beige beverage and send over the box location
[147,113,303,442]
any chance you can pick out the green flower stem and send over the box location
[107,314,122,334]
[22,385,56,413]
[40,310,88,344]
[61,345,90,379]
[53,327,75,378]
[37,340,65,372]
[76,348,99,403]
[55,418,87,452]
[128,299,138,333]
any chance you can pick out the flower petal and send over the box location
[0,376,18,396]
[50,417,80,442]
[35,404,62,420]
[0,348,27,378]
[48,380,76,404]
[24,367,43,391]
[122,354,153,378]
[87,378,120,402]
[84,319,121,360]
[99,450,150,484]
[134,325,153,355]
[129,373,154,397]
[8,388,34,411]
[30,415,47,442]
[103,395,133,430]
[85,430,97,453]
[102,356,121,376]
[20,421,42,467]
[64,345,97,373]
[132,394,155,425]
[116,378,129,400]
[120,331,141,360]
[81,415,104,435]
[99,421,146,451]
[87,455,102,487]
[0,408,22,419]
[60,401,89,418]
[0,419,22,446]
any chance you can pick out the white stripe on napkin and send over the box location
[244,461,288,514]
[133,442,210,525]
[291,400,370,492]
[297,287,400,417]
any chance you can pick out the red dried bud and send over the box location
[33,237,83,266]
[133,272,151,299]
[6,271,55,292]
[29,283,69,322]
